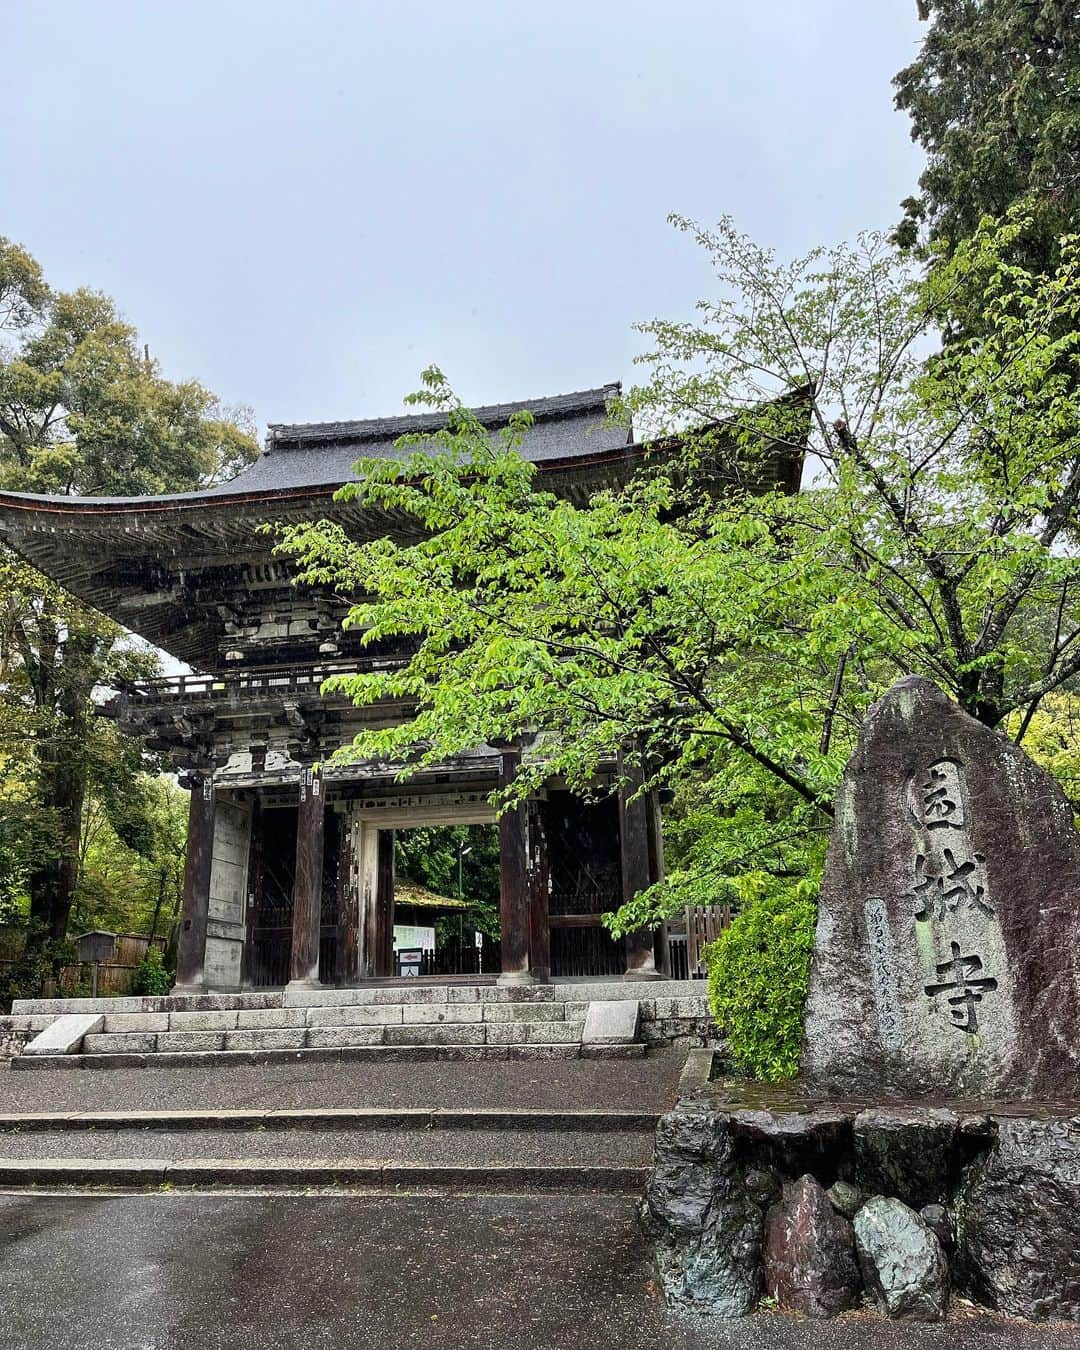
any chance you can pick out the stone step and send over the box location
[0,1156,648,1193]
[0,1125,653,1168]
[76,1020,588,1057]
[10,1043,646,1071]
[90,1000,589,1035]
[0,1107,661,1133]
[11,979,706,1017]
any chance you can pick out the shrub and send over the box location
[131,945,171,997]
[705,889,817,1081]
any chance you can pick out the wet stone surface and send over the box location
[853,1196,949,1322]
[802,676,1080,1099]
[764,1175,861,1318]
[646,1092,1080,1324]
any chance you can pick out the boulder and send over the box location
[744,1168,782,1207]
[853,1107,960,1208]
[954,1116,1080,1321]
[802,676,1080,1097]
[919,1204,952,1251]
[764,1175,861,1317]
[854,1196,949,1321]
[826,1180,864,1220]
[730,1107,851,1179]
[643,1109,763,1316]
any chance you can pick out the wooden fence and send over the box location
[0,928,167,998]
[665,904,733,980]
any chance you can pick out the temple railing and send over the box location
[114,658,394,704]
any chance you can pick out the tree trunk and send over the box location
[26,626,95,950]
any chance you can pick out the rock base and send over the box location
[643,1078,1080,1323]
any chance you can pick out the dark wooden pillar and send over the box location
[241,796,265,987]
[333,812,356,986]
[174,773,215,992]
[527,800,551,983]
[646,789,671,976]
[619,752,661,981]
[497,745,533,985]
[288,765,325,987]
[374,828,395,977]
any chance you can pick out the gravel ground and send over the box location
[0,1050,685,1114]
[0,1126,653,1166]
[0,1193,1073,1350]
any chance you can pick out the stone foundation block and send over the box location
[306,1005,402,1027]
[23,1014,104,1056]
[583,1000,640,1045]
[156,1031,225,1052]
[224,1029,307,1052]
[482,1002,565,1023]
[505,1044,578,1060]
[234,1008,307,1029]
[305,1026,383,1049]
[82,1032,158,1055]
[527,1021,583,1044]
[480,985,555,1003]
[102,1013,170,1034]
[401,1003,483,1025]
[384,1024,485,1046]
[168,1010,239,1031]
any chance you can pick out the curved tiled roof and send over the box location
[0,384,627,510]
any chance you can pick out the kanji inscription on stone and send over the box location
[909,847,992,921]
[923,942,998,1034]
[802,676,1080,1097]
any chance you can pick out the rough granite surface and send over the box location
[802,676,1080,1097]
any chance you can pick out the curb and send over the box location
[0,1108,661,1134]
[0,1158,650,1194]
[10,1043,647,1072]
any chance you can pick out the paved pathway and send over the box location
[0,1193,1073,1350]
[0,1050,685,1114]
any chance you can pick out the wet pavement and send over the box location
[0,1192,1075,1350]
[0,1051,685,1114]
[0,1125,652,1166]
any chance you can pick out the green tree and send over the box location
[894,1,1080,277]
[278,215,1080,934]
[0,235,257,948]
[394,824,501,939]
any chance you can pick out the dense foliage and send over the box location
[705,890,817,1081]
[0,236,257,953]
[278,216,1080,943]
[394,824,501,939]
[894,0,1080,277]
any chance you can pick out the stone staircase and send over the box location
[5,981,711,1070]
[0,1105,659,1193]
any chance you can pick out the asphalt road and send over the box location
[0,1193,1075,1350]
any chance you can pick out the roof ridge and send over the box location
[266,383,621,450]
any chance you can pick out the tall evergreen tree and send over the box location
[894,0,1080,275]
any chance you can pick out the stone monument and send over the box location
[802,675,1080,1097]
[643,677,1080,1324]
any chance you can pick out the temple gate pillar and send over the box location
[527,800,551,983]
[288,765,325,988]
[173,772,216,993]
[374,828,396,977]
[619,752,662,981]
[497,745,534,985]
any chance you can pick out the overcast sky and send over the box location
[4,2,925,437]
